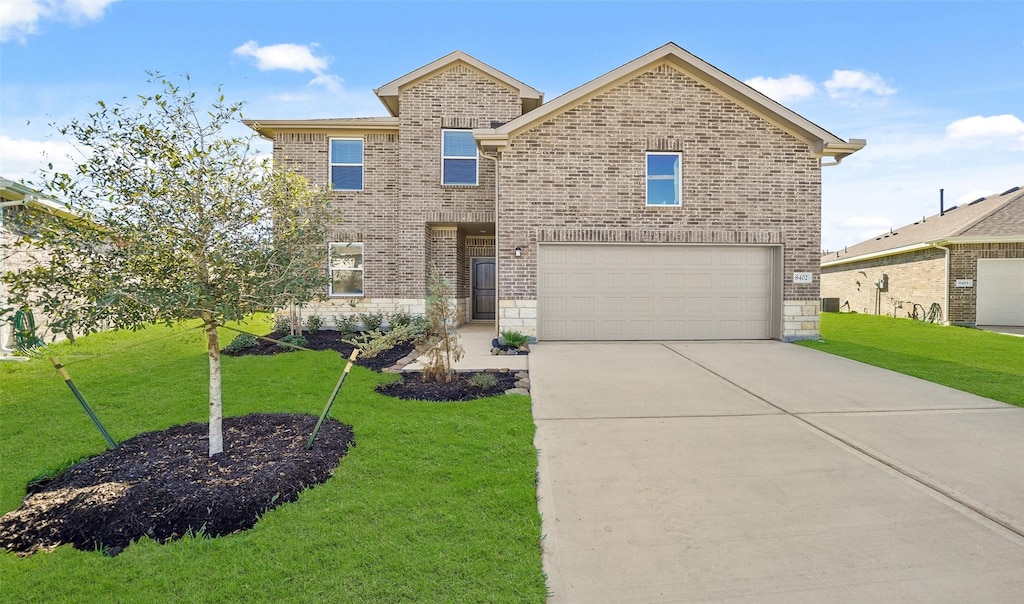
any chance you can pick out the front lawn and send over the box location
[0,317,546,603]
[799,313,1024,407]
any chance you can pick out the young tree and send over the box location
[1,75,333,456]
[421,265,464,383]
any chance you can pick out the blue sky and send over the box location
[2,0,1022,250]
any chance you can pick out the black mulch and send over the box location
[222,330,415,372]
[0,413,354,556]
[376,371,519,401]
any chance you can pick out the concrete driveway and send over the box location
[530,341,1024,602]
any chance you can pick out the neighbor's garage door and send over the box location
[537,244,776,341]
[977,258,1024,326]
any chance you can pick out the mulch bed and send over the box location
[223,330,414,373]
[0,413,354,556]
[377,372,518,401]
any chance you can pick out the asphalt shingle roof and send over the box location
[823,186,1024,264]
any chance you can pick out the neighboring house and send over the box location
[0,177,79,351]
[246,42,864,341]
[821,186,1024,327]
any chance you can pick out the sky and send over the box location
[1,0,1022,250]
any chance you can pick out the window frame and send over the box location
[645,151,683,207]
[328,242,364,297]
[329,138,364,192]
[441,129,479,186]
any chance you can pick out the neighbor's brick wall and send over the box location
[498,62,822,309]
[821,248,947,318]
[948,242,1024,325]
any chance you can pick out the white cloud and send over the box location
[0,134,79,183]
[744,74,816,103]
[233,40,329,73]
[824,69,896,101]
[233,40,345,93]
[0,0,118,42]
[946,114,1024,143]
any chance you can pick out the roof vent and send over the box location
[945,205,958,212]
[1002,186,1020,195]
[969,197,985,205]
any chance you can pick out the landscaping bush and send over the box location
[333,314,358,336]
[223,333,258,353]
[276,334,308,351]
[467,372,497,389]
[358,311,384,332]
[305,314,324,333]
[500,329,529,349]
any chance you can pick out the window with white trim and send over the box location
[646,152,682,206]
[330,139,363,191]
[441,129,478,186]
[329,242,363,296]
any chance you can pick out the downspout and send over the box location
[930,242,951,325]
[479,149,501,339]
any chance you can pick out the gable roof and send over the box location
[0,177,80,222]
[474,42,866,161]
[822,186,1024,267]
[374,50,543,117]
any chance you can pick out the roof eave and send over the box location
[494,42,864,156]
[243,118,400,139]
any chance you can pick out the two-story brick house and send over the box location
[247,42,864,341]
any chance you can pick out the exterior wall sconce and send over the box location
[514,246,522,257]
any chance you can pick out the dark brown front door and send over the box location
[472,258,495,320]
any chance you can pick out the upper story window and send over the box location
[330,138,363,191]
[441,129,478,186]
[646,152,682,206]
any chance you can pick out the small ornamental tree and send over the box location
[421,265,464,383]
[1,75,333,456]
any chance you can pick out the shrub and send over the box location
[277,333,308,351]
[345,322,427,359]
[358,311,384,332]
[273,314,291,334]
[223,333,258,353]
[305,314,324,333]
[388,311,414,328]
[466,372,497,389]
[333,314,358,336]
[500,329,529,349]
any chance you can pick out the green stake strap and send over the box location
[51,357,118,450]
[307,349,359,450]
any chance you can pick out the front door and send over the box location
[472,258,496,320]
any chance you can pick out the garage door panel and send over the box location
[538,244,776,340]
[977,259,1024,326]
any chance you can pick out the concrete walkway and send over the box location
[531,341,1024,602]
[402,322,528,372]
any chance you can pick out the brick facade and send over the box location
[821,242,1024,325]
[498,63,822,338]
[947,242,1024,325]
[821,248,947,318]
[261,48,854,340]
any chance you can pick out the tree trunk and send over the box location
[203,314,223,456]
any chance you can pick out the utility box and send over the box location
[875,274,889,292]
[820,298,840,313]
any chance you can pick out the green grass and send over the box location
[799,313,1024,407]
[0,316,546,603]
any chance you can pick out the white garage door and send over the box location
[977,258,1024,326]
[538,244,777,341]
